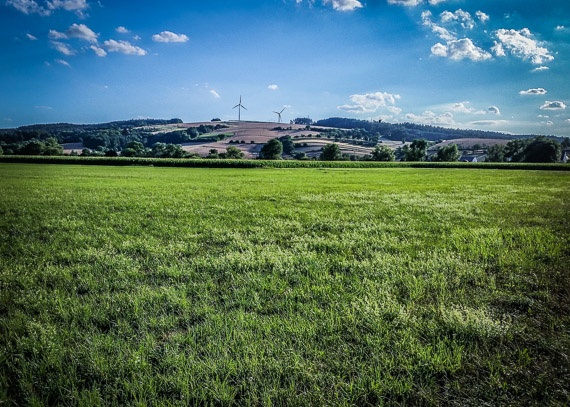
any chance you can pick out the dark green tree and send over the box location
[505,139,531,162]
[401,139,428,161]
[278,135,295,156]
[371,144,395,161]
[260,138,283,160]
[18,139,45,155]
[121,141,148,157]
[225,145,245,159]
[320,143,342,161]
[43,137,63,156]
[206,149,219,159]
[486,144,506,162]
[433,144,461,162]
[524,137,562,163]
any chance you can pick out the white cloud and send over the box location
[540,101,567,111]
[387,0,422,6]
[450,101,485,115]
[47,0,89,17]
[566,119,570,123]
[34,105,53,110]
[488,106,501,115]
[475,11,489,24]
[65,23,98,43]
[133,35,141,41]
[545,120,554,126]
[152,31,189,43]
[422,11,455,41]
[494,28,554,65]
[338,91,401,114]
[49,30,68,40]
[55,58,71,67]
[210,90,220,99]
[519,88,547,96]
[405,111,455,126]
[26,33,37,40]
[3,118,13,123]
[90,45,107,57]
[469,120,508,127]
[322,0,363,11]
[440,9,474,30]
[48,24,98,43]
[556,25,566,31]
[116,26,130,34]
[5,0,50,16]
[428,0,447,5]
[431,38,491,62]
[103,40,146,56]
[268,85,279,90]
[491,41,506,57]
[532,66,549,72]
[51,41,75,56]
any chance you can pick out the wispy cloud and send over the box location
[268,85,279,90]
[405,111,455,126]
[450,101,485,115]
[55,58,71,67]
[50,23,98,43]
[103,40,146,56]
[152,31,189,43]
[210,90,220,99]
[51,41,75,56]
[540,101,567,111]
[532,66,549,72]
[26,33,37,40]
[5,0,51,16]
[520,88,547,95]
[90,45,107,57]
[338,92,401,114]
[47,0,90,18]
[488,106,501,115]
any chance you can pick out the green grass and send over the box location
[1,163,569,406]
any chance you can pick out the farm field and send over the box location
[1,163,569,406]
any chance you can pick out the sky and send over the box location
[1,0,569,136]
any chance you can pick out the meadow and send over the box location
[0,163,569,406]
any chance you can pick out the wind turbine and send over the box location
[233,96,247,121]
[273,107,286,123]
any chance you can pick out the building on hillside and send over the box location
[460,154,486,163]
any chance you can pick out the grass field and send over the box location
[1,163,569,406]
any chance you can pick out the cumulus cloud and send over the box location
[152,31,189,43]
[51,41,74,56]
[338,91,401,114]
[428,0,447,4]
[475,11,489,24]
[55,58,71,67]
[268,85,279,90]
[210,90,220,99]
[440,9,474,30]
[47,0,89,17]
[405,111,455,126]
[431,38,491,62]
[491,41,506,57]
[422,11,455,41]
[90,45,106,57]
[556,25,566,31]
[519,88,547,95]
[387,0,422,6]
[49,24,98,43]
[26,33,37,40]
[116,26,130,34]
[540,101,567,111]
[450,101,485,115]
[103,40,146,56]
[488,106,501,115]
[494,28,554,65]
[5,0,50,16]
[322,0,362,11]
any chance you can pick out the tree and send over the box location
[279,135,295,156]
[18,139,45,155]
[294,152,308,160]
[524,137,562,163]
[487,144,506,162]
[401,139,428,161]
[433,144,461,162]
[504,139,531,162]
[43,137,63,156]
[225,145,245,159]
[206,149,219,159]
[0,145,3,155]
[320,143,342,161]
[121,141,148,157]
[371,144,395,161]
[259,138,283,160]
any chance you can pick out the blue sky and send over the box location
[1,0,569,136]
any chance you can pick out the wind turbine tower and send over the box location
[273,107,286,124]
[233,96,247,121]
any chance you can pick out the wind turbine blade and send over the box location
[273,111,279,114]
[242,106,247,110]
[280,108,286,114]
[233,105,240,109]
